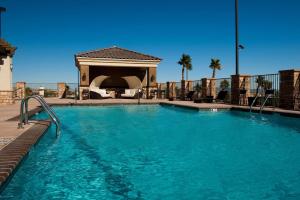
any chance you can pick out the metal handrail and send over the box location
[18,95,61,137]
[33,95,61,124]
[259,89,275,113]
[260,94,272,114]
[249,86,264,112]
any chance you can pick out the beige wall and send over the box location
[80,65,89,86]
[148,67,157,87]
[0,56,13,91]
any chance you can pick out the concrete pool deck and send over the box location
[1,97,300,187]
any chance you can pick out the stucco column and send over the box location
[79,65,89,100]
[80,65,89,86]
[201,78,216,98]
[231,75,251,105]
[57,82,66,98]
[186,80,193,92]
[157,83,162,99]
[16,82,26,99]
[166,82,170,99]
[167,81,176,99]
[171,82,176,99]
[279,69,300,110]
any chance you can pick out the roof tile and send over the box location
[76,46,161,61]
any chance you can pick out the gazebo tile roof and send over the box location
[76,46,161,61]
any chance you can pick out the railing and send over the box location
[191,80,202,92]
[175,82,181,99]
[18,95,61,137]
[157,83,167,99]
[215,78,231,102]
[13,82,78,98]
[249,74,279,107]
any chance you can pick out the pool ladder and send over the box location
[250,89,275,114]
[18,95,61,137]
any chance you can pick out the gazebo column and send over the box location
[79,65,89,100]
[146,67,157,99]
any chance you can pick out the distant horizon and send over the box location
[1,0,300,83]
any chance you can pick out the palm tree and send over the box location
[178,54,192,81]
[209,58,222,78]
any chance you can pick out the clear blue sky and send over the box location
[1,0,300,83]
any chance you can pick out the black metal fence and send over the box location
[249,73,279,106]
[249,74,279,96]
[215,78,231,103]
[215,78,231,94]
[192,80,202,92]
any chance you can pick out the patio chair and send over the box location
[82,89,90,100]
[215,90,228,102]
[185,91,195,101]
[121,89,138,99]
[89,88,112,99]
[194,90,228,103]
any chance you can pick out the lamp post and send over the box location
[235,0,239,75]
[0,7,6,39]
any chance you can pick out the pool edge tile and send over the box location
[0,120,51,191]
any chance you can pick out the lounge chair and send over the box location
[89,88,112,99]
[81,89,89,100]
[185,91,195,101]
[194,90,228,103]
[215,90,228,102]
[121,89,138,99]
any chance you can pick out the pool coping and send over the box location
[0,120,51,190]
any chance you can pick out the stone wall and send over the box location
[166,82,176,99]
[279,69,300,110]
[16,82,26,99]
[231,75,250,105]
[201,78,216,98]
[0,90,14,104]
[57,82,66,98]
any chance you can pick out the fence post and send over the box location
[169,82,176,99]
[16,82,26,98]
[166,82,170,99]
[279,69,300,110]
[186,80,193,92]
[181,80,185,100]
[201,78,216,98]
[231,75,251,105]
[57,82,66,98]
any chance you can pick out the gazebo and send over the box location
[75,46,161,99]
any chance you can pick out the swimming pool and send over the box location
[1,105,300,199]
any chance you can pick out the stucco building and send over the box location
[0,39,16,104]
[75,46,161,99]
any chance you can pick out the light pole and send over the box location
[235,0,239,75]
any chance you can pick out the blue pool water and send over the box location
[1,105,300,199]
